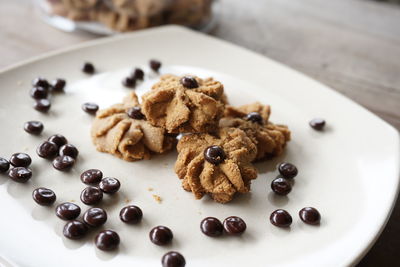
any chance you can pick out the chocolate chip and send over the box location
[204,146,226,165]
[80,186,103,205]
[37,141,59,159]
[30,86,48,99]
[120,205,143,224]
[99,177,120,194]
[0,157,10,173]
[63,220,89,240]
[51,78,66,92]
[200,217,223,237]
[270,209,292,227]
[59,144,79,159]
[245,112,263,125]
[149,226,173,246]
[80,169,103,184]
[149,59,161,72]
[24,121,44,135]
[127,106,145,120]
[299,207,321,225]
[278,162,298,179]
[271,177,292,196]
[162,251,186,267]
[95,230,120,251]
[32,187,56,206]
[223,216,246,235]
[48,134,68,148]
[83,207,107,227]
[132,68,144,80]
[56,202,81,220]
[122,77,136,88]
[180,76,198,89]
[34,99,51,112]
[8,167,32,183]
[82,62,95,74]
[52,155,75,171]
[82,102,99,114]
[32,77,50,89]
[9,153,31,167]
[309,118,326,131]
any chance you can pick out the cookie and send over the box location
[91,92,176,161]
[141,74,225,134]
[112,0,167,16]
[95,7,142,32]
[175,128,258,203]
[220,103,291,161]
[62,0,98,10]
[165,0,213,27]
[47,0,213,32]
[49,1,96,21]
[95,0,165,32]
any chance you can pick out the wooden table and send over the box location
[1,0,399,265]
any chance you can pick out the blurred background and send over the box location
[0,0,399,266]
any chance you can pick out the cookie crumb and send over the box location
[125,199,131,203]
[152,194,162,203]
[147,187,154,191]
[70,200,75,203]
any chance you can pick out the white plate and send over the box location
[0,26,398,267]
